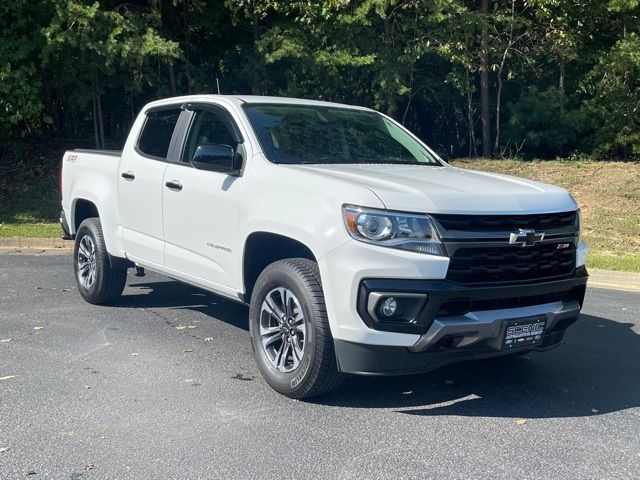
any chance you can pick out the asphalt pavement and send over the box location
[1,253,639,479]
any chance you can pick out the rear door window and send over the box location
[137,109,181,159]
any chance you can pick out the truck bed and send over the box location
[60,149,123,239]
[73,149,122,157]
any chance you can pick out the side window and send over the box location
[137,108,181,159]
[182,109,237,163]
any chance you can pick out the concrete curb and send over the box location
[1,237,639,293]
[588,269,640,293]
[0,237,73,252]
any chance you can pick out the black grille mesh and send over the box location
[447,243,576,284]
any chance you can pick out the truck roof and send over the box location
[143,94,373,112]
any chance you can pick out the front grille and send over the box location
[432,211,577,232]
[447,242,576,284]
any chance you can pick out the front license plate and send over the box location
[502,316,547,349]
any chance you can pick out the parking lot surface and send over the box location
[1,253,639,479]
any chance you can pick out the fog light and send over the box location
[365,291,428,327]
[381,297,398,317]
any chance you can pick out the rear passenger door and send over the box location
[118,107,182,265]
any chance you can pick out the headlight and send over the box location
[342,205,447,256]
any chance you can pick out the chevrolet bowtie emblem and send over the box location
[509,228,545,247]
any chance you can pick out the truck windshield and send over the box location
[243,104,442,166]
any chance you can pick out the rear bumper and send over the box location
[335,271,587,375]
[59,209,72,240]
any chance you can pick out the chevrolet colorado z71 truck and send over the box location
[60,95,588,398]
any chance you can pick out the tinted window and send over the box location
[137,109,181,158]
[243,104,441,166]
[182,109,237,162]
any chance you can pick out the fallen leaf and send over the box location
[61,288,71,292]
[33,326,43,331]
[25,470,37,476]
[0,447,8,453]
[0,375,16,381]
[83,385,92,389]
[184,348,193,353]
[34,286,42,290]
[84,464,94,471]
[130,353,139,356]
[204,337,213,342]
[515,419,527,426]
[0,338,10,343]
[175,325,187,331]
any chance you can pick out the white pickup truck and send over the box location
[60,95,588,398]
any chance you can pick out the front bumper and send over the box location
[335,270,587,375]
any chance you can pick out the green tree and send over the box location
[583,32,640,156]
[0,0,52,148]
[42,0,180,148]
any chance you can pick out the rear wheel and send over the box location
[249,258,342,399]
[73,218,127,305]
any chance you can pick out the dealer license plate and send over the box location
[502,316,546,350]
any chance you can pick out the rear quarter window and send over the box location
[137,109,181,159]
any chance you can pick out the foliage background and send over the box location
[1,0,639,162]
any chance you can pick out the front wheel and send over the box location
[249,258,342,399]
[73,218,127,305]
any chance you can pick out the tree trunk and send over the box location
[251,9,262,94]
[466,70,478,157]
[558,56,565,92]
[129,89,136,123]
[169,63,177,95]
[97,94,105,149]
[95,76,105,150]
[480,0,491,158]
[92,95,99,149]
[494,71,503,152]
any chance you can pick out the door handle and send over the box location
[121,171,135,180]
[165,180,183,191]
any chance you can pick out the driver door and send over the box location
[162,106,245,291]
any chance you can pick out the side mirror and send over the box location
[191,143,242,175]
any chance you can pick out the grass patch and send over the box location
[588,251,640,272]
[0,223,60,238]
[0,174,60,223]
[451,159,640,272]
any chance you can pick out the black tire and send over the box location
[73,217,127,305]
[249,258,342,399]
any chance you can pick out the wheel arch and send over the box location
[241,231,317,302]
[71,198,100,234]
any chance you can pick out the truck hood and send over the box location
[288,164,577,214]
